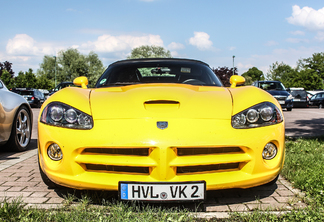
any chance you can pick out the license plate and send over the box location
[294,99,300,101]
[278,100,285,104]
[119,181,205,202]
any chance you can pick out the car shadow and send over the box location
[0,139,38,160]
[285,118,324,137]
[50,182,277,212]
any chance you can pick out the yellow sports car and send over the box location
[38,58,285,202]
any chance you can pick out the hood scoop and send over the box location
[144,100,180,112]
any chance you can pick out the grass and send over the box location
[2,136,324,221]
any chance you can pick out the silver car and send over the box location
[0,79,33,151]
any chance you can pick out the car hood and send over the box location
[90,84,232,120]
[266,90,289,96]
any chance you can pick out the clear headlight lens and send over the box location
[40,102,93,129]
[262,143,277,160]
[232,102,283,129]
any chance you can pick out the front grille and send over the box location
[177,163,240,174]
[274,96,287,100]
[77,146,250,178]
[85,164,150,174]
[82,148,149,156]
[177,147,242,156]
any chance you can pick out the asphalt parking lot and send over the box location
[0,107,320,217]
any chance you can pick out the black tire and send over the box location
[264,175,279,186]
[287,107,292,111]
[38,157,58,188]
[6,106,32,152]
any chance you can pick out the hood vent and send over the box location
[144,100,179,105]
[144,100,180,112]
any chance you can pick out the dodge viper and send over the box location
[0,79,32,152]
[38,58,285,202]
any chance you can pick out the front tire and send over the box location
[287,107,292,111]
[7,106,32,152]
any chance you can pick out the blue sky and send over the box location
[1,0,324,76]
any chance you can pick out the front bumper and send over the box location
[38,118,285,191]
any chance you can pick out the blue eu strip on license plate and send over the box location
[119,181,205,201]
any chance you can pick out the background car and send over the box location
[0,79,33,151]
[287,88,309,108]
[38,58,285,202]
[252,80,293,111]
[39,89,50,99]
[11,88,45,108]
[310,92,324,108]
[49,82,74,96]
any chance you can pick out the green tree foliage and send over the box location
[37,74,53,89]
[267,54,324,90]
[14,71,27,88]
[242,67,264,85]
[266,62,295,84]
[299,52,324,79]
[24,69,37,88]
[0,61,14,78]
[1,70,14,89]
[212,67,237,87]
[14,69,40,88]
[289,69,324,90]
[127,45,172,59]
[38,48,105,87]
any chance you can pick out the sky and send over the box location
[1,0,324,76]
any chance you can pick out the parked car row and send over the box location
[252,81,293,111]
[309,91,324,108]
[11,88,45,108]
[5,82,76,108]
[253,81,324,110]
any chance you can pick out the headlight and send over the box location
[40,102,93,129]
[286,94,293,100]
[232,102,283,129]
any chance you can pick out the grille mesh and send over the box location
[177,147,242,156]
[82,148,149,156]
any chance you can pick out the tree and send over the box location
[212,67,237,87]
[24,69,37,88]
[127,45,172,59]
[289,69,324,90]
[37,48,105,87]
[266,62,295,86]
[242,67,264,85]
[1,70,14,89]
[86,51,106,86]
[0,61,14,78]
[15,71,27,88]
[37,74,53,89]
[14,69,38,88]
[298,52,324,79]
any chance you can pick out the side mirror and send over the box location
[73,76,88,89]
[230,75,245,88]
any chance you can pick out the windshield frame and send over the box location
[95,59,223,88]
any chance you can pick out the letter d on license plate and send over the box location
[119,181,205,202]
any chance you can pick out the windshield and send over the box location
[95,60,223,88]
[290,90,307,98]
[258,82,286,91]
